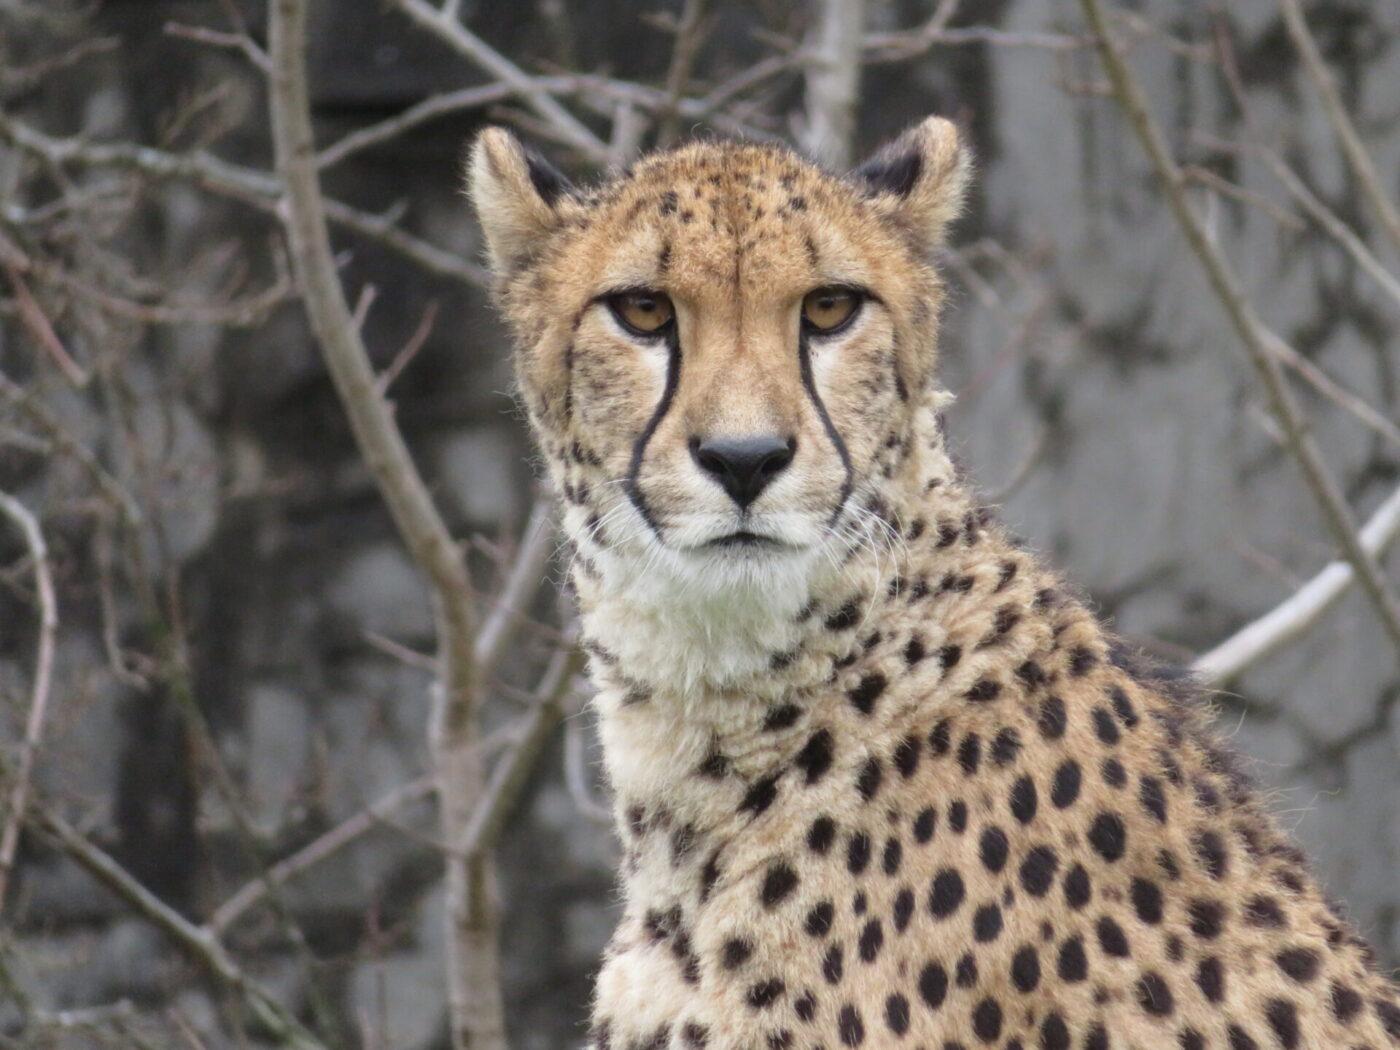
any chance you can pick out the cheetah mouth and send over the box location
[703,530,792,551]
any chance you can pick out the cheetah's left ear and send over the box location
[851,116,970,248]
[467,126,574,273]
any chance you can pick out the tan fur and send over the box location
[470,120,1400,1050]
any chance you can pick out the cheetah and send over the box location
[469,117,1400,1050]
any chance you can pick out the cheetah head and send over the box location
[470,118,968,618]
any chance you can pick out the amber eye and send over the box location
[801,287,861,333]
[608,290,675,336]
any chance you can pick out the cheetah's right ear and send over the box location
[851,116,970,249]
[467,127,573,273]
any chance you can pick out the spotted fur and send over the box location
[469,118,1400,1050]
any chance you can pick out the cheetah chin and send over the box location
[471,117,1400,1050]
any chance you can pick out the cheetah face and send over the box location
[470,118,968,600]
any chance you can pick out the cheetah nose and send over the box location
[689,434,796,508]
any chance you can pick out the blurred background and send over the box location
[0,1,1397,1047]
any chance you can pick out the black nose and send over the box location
[690,435,796,508]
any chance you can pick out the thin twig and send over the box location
[208,777,435,934]
[655,0,711,148]
[391,0,609,164]
[164,20,272,74]
[375,300,438,396]
[1195,483,1400,686]
[0,492,57,910]
[1275,0,1400,256]
[30,803,327,1049]
[1,261,89,386]
[1079,0,1400,659]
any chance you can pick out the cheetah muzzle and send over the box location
[469,117,1400,1050]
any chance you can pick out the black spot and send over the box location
[838,1004,865,1047]
[760,864,798,907]
[929,719,952,755]
[1130,878,1164,924]
[681,1021,708,1047]
[1188,898,1224,939]
[722,938,753,969]
[1100,758,1126,788]
[1091,707,1120,745]
[856,757,883,801]
[808,816,837,854]
[740,774,781,816]
[848,673,886,715]
[1135,972,1174,1016]
[1085,1025,1109,1050]
[973,902,1003,943]
[990,727,1021,766]
[956,952,978,988]
[1109,685,1139,727]
[747,978,785,1009]
[847,832,872,875]
[971,998,1002,1043]
[958,734,982,775]
[858,919,884,962]
[882,837,902,875]
[938,643,962,669]
[1016,659,1046,688]
[1275,947,1319,983]
[903,636,925,665]
[1139,775,1167,823]
[979,826,1009,873]
[1087,812,1127,862]
[1009,775,1038,824]
[1193,829,1229,879]
[1374,996,1400,1037]
[1057,936,1088,982]
[894,735,922,777]
[1096,915,1130,957]
[1038,695,1067,739]
[796,730,835,784]
[1244,894,1286,927]
[825,600,861,631]
[1331,981,1362,1022]
[1265,999,1300,1049]
[965,678,1001,703]
[893,887,915,931]
[805,900,834,938]
[794,991,817,1022]
[884,993,910,1037]
[929,869,966,918]
[918,961,948,1009]
[912,807,936,843]
[948,801,968,833]
[1227,1025,1258,1050]
[1010,945,1040,993]
[697,751,730,779]
[822,944,843,983]
[1068,645,1098,676]
[763,704,802,731]
[1063,863,1092,909]
[1195,956,1225,1002]
[1051,760,1081,808]
[1040,1014,1070,1050]
[1019,846,1059,897]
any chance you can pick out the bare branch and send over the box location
[0,491,57,910]
[30,804,327,1049]
[0,111,489,288]
[208,776,435,934]
[655,0,711,148]
[391,0,610,165]
[164,20,272,74]
[1195,484,1400,686]
[1276,0,1400,256]
[1078,0,1400,659]
[1,259,89,386]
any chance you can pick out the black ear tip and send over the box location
[854,149,923,199]
[524,149,573,207]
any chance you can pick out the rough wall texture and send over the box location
[0,2,1395,1047]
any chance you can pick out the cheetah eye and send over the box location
[607,290,674,337]
[801,287,862,334]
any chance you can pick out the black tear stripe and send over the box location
[798,330,854,529]
[624,326,683,538]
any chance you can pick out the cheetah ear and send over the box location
[852,116,970,247]
[467,126,573,273]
